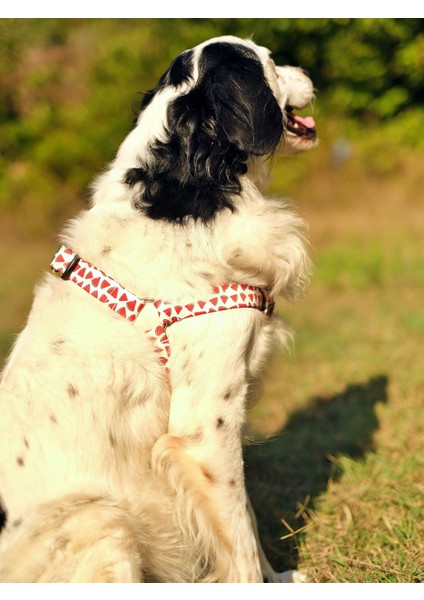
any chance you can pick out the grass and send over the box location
[1,140,423,582]
[244,146,424,583]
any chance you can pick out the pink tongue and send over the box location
[293,115,315,129]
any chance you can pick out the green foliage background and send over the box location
[1,18,423,234]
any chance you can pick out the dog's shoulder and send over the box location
[212,184,311,299]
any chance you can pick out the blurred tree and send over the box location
[0,18,423,233]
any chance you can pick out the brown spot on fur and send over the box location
[188,430,203,442]
[67,383,79,398]
[50,413,58,425]
[109,432,117,448]
[16,457,25,467]
[52,339,65,353]
[199,271,213,281]
[216,417,225,429]
[224,388,232,401]
[13,519,22,528]
[23,437,29,449]
[202,467,216,485]
[56,536,70,550]
[102,245,112,256]
[229,479,236,487]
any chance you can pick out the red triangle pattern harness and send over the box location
[50,246,274,370]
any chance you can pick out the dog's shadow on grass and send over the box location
[245,374,389,573]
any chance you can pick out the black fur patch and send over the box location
[140,49,194,111]
[125,42,283,223]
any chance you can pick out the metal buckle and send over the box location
[264,299,275,316]
[60,254,81,280]
[261,290,275,316]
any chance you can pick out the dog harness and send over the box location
[50,246,274,369]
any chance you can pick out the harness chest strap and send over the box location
[50,245,274,368]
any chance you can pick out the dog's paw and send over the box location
[264,569,309,583]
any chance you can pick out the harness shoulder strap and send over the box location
[50,245,274,370]
[50,246,146,321]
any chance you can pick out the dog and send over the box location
[0,35,317,582]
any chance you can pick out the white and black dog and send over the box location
[0,35,316,582]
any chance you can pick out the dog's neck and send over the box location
[246,157,272,191]
[91,158,269,218]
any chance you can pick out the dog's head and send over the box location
[122,36,317,223]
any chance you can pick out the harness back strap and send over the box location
[50,245,274,368]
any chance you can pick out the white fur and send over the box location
[0,36,314,582]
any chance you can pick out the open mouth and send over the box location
[285,106,316,140]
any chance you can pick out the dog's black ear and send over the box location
[199,42,284,156]
[125,42,283,223]
[141,49,194,111]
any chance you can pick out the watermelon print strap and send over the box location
[50,245,273,370]
[50,246,146,321]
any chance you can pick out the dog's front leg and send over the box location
[152,318,262,582]
[153,408,262,582]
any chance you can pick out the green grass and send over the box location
[244,155,424,582]
[314,234,424,291]
[246,280,424,581]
